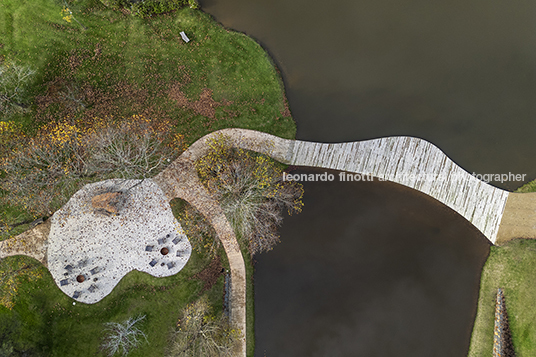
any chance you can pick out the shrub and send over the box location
[168,296,238,357]
[0,62,36,119]
[176,202,220,258]
[99,0,189,16]
[99,0,131,9]
[131,0,188,18]
[0,115,184,217]
[0,341,14,357]
[187,135,303,256]
[187,0,199,9]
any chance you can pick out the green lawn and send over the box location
[0,248,228,356]
[468,239,536,356]
[1,0,293,355]
[468,180,536,355]
[0,0,295,140]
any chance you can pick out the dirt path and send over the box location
[0,219,50,265]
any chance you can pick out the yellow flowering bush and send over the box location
[59,3,86,30]
[0,121,22,150]
[61,7,73,23]
[0,115,184,217]
[0,121,18,136]
[186,134,303,256]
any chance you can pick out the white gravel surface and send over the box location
[47,179,191,304]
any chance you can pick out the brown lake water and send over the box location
[254,168,489,356]
[199,0,536,355]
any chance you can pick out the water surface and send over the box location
[202,0,536,190]
[198,1,536,355]
[254,168,489,356]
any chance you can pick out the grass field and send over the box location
[468,239,536,356]
[469,178,536,355]
[0,247,227,356]
[0,0,295,141]
[0,0,295,355]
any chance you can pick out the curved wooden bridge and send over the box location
[185,128,536,245]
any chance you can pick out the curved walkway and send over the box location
[153,127,519,357]
[2,128,534,357]
[177,128,515,243]
[287,137,510,243]
[152,156,247,356]
[0,219,50,265]
[151,129,293,356]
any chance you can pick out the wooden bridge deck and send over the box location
[287,137,510,243]
[181,129,514,243]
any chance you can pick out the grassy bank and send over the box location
[468,239,536,356]
[468,179,536,355]
[1,0,294,355]
[515,179,536,193]
[0,0,295,142]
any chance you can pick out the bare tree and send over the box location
[101,315,148,357]
[191,136,304,255]
[0,116,182,217]
[58,82,88,113]
[168,296,238,357]
[0,62,35,117]
[87,119,172,179]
